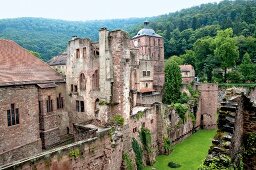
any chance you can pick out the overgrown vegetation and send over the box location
[199,154,233,170]
[243,132,256,157]
[173,103,189,123]
[69,148,80,159]
[132,138,144,170]
[139,127,154,165]
[112,114,124,126]
[163,61,182,104]
[163,137,172,155]
[123,152,133,170]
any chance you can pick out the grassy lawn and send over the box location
[144,129,216,170]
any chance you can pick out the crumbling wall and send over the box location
[203,92,256,169]
[0,129,123,170]
[197,83,218,129]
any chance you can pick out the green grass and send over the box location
[144,129,216,170]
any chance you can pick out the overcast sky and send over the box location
[0,0,222,21]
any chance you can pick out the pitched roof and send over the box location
[0,39,64,86]
[48,52,67,66]
[179,65,194,72]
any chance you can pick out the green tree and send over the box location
[214,28,239,82]
[132,138,143,170]
[239,52,256,82]
[163,61,182,104]
[166,55,184,65]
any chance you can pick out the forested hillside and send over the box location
[1,0,256,83]
[136,0,256,83]
[0,17,144,60]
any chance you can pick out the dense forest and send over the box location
[131,0,256,83]
[0,17,144,61]
[0,0,256,83]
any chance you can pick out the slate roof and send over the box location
[132,21,162,39]
[0,39,64,86]
[48,52,67,66]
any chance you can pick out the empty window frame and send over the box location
[7,103,19,126]
[57,93,64,109]
[76,49,80,58]
[46,96,53,112]
[76,100,85,112]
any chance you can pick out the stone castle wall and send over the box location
[196,83,218,129]
[0,85,42,165]
[0,129,123,170]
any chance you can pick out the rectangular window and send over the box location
[74,85,78,92]
[76,49,80,58]
[76,100,85,112]
[46,96,53,112]
[143,71,147,77]
[7,104,20,126]
[15,108,19,124]
[80,101,84,112]
[147,71,150,76]
[83,47,86,58]
[71,84,74,92]
[57,94,64,109]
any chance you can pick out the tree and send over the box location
[132,138,143,170]
[239,52,256,82]
[166,55,184,65]
[214,28,239,82]
[163,61,182,104]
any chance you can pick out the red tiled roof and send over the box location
[48,52,67,66]
[179,65,194,72]
[0,39,64,86]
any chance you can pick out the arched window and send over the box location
[92,70,99,90]
[80,73,86,91]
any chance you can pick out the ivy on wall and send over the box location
[132,138,144,170]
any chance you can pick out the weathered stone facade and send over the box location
[196,83,218,129]
[0,22,165,169]
[203,90,256,169]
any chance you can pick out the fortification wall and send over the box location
[0,129,123,170]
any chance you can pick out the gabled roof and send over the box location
[48,52,67,66]
[179,65,194,72]
[0,39,64,86]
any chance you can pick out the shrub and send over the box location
[174,103,189,122]
[132,138,143,170]
[163,137,172,154]
[69,148,80,159]
[168,161,181,168]
[178,92,190,104]
[123,152,133,170]
[112,114,124,126]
